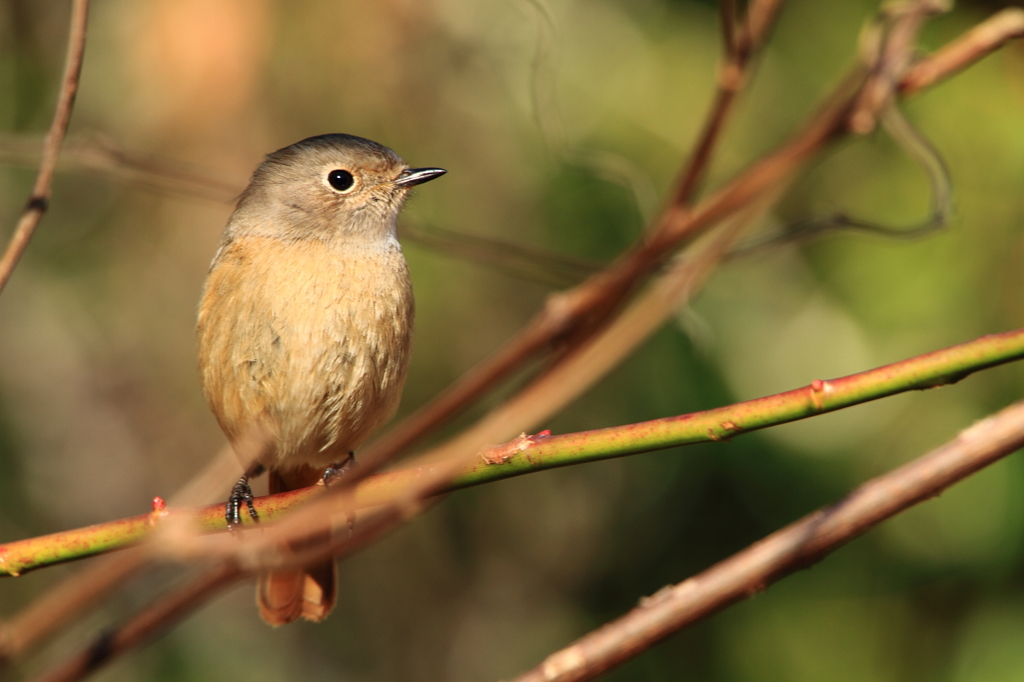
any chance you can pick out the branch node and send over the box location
[638,584,675,607]
[480,431,548,465]
[24,196,48,213]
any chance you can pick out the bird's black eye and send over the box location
[327,169,355,192]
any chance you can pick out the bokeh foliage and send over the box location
[0,0,1023,680]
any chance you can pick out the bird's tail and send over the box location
[257,466,337,625]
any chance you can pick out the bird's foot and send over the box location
[226,464,265,530]
[322,453,357,534]
[321,452,356,487]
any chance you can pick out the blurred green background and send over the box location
[1,0,1023,680]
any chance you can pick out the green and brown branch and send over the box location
[2,327,1022,577]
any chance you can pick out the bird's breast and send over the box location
[197,235,414,470]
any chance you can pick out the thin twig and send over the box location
[672,0,782,206]
[511,399,1024,682]
[0,133,603,287]
[0,0,90,294]
[400,221,601,288]
[719,0,738,59]
[0,134,242,202]
[900,7,1024,96]
[745,0,785,47]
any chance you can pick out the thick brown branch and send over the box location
[0,550,150,668]
[512,399,1024,682]
[0,0,90,294]
[30,562,243,682]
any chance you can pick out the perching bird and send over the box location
[197,133,445,625]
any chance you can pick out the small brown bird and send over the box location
[197,134,444,625]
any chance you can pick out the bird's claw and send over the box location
[321,452,356,487]
[227,475,259,530]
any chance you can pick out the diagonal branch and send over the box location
[361,0,788,471]
[2,327,1021,577]
[30,561,243,682]
[511,398,1024,682]
[0,0,90,294]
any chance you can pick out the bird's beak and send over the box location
[394,167,447,188]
